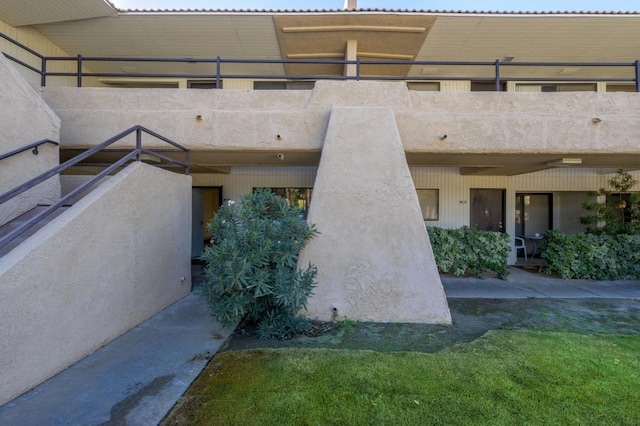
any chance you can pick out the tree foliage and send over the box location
[201,189,318,339]
[580,169,640,235]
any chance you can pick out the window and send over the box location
[253,81,315,90]
[471,81,506,92]
[255,187,313,217]
[608,193,637,223]
[417,189,439,221]
[407,82,440,91]
[187,80,220,89]
[607,84,636,92]
[102,81,179,88]
[516,83,597,92]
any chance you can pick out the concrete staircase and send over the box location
[0,205,71,257]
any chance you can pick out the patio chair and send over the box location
[514,236,527,261]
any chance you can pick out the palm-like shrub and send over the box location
[201,189,318,339]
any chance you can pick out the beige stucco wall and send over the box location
[0,54,60,226]
[41,81,640,154]
[299,107,450,323]
[0,162,192,405]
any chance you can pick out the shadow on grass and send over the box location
[221,298,640,353]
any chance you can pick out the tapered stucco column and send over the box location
[298,106,451,323]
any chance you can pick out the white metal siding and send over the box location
[440,80,470,92]
[192,166,318,202]
[221,79,253,90]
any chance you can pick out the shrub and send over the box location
[541,230,640,279]
[201,189,318,339]
[427,226,510,279]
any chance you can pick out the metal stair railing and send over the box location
[0,140,59,162]
[0,125,189,251]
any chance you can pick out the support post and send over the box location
[77,54,83,87]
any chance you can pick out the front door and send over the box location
[470,188,505,232]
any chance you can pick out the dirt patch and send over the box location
[221,299,640,353]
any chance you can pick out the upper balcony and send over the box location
[2,26,640,176]
[1,24,639,92]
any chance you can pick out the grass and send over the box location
[164,331,640,425]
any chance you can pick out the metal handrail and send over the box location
[1,30,639,91]
[0,125,189,251]
[0,140,59,162]
[39,56,640,92]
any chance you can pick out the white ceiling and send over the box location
[0,0,116,26]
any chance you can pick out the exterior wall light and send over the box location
[592,118,602,123]
[546,158,582,166]
[196,114,202,120]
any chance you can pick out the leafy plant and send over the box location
[337,316,358,329]
[427,226,510,279]
[201,189,318,339]
[580,169,640,235]
[541,230,640,279]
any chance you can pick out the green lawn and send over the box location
[164,331,640,425]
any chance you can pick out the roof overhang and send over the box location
[61,149,640,176]
[20,11,640,82]
[0,0,117,26]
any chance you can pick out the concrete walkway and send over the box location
[442,266,640,299]
[0,291,233,426]
[1,267,639,425]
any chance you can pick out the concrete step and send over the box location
[0,205,71,257]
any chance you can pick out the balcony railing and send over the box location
[2,31,640,91]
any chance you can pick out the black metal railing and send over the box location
[0,32,46,86]
[2,31,639,91]
[0,125,189,251]
[0,140,59,162]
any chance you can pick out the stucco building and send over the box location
[1,0,640,404]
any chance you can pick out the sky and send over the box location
[109,0,640,12]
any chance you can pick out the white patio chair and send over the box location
[514,237,527,261]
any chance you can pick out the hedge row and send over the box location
[427,226,510,279]
[541,230,640,280]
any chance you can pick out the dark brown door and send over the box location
[470,189,505,232]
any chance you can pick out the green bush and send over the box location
[541,230,640,279]
[201,189,318,339]
[427,226,510,279]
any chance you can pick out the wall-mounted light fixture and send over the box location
[196,114,202,120]
[592,117,602,123]
[546,158,582,167]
